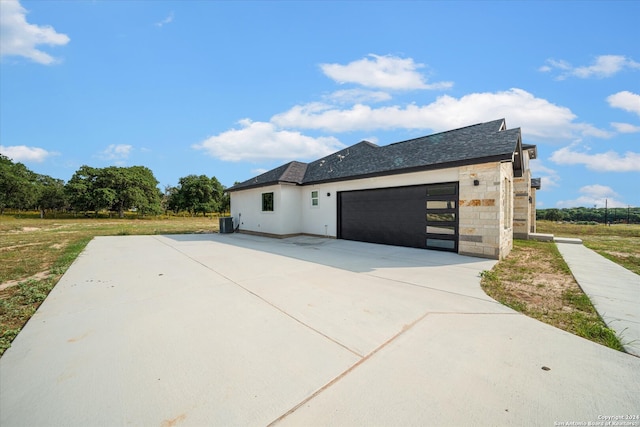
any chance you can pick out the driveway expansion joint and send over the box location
[267,311,432,426]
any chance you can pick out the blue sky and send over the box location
[1,0,638,209]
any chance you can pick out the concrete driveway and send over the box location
[1,233,639,426]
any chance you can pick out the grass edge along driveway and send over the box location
[0,215,220,356]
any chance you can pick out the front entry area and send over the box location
[337,182,459,252]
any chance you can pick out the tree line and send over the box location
[537,206,640,224]
[0,154,229,218]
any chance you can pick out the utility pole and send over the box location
[628,205,631,225]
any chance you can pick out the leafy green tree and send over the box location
[0,154,39,213]
[219,189,230,214]
[170,175,223,216]
[66,166,107,215]
[98,166,161,217]
[36,175,67,218]
[545,208,564,222]
[210,176,226,214]
[66,165,162,217]
[537,207,639,224]
[162,185,179,214]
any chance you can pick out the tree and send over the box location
[66,165,162,217]
[169,175,224,216]
[98,166,162,217]
[162,185,180,214]
[36,175,67,218]
[545,208,564,222]
[0,154,39,214]
[66,166,109,215]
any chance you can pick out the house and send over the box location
[227,119,541,260]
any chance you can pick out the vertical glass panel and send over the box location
[427,225,456,235]
[426,239,456,249]
[427,213,456,222]
[426,184,456,197]
[426,200,456,209]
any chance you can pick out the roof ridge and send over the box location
[387,118,506,147]
[228,118,525,191]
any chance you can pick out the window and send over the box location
[262,192,274,212]
[311,190,319,206]
[426,238,456,249]
[427,213,456,222]
[427,225,456,235]
[425,181,458,252]
[426,184,457,197]
[427,200,455,209]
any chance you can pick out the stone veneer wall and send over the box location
[513,169,531,239]
[529,188,537,233]
[458,162,513,260]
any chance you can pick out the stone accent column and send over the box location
[458,162,511,259]
[530,188,537,233]
[513,169,531,239]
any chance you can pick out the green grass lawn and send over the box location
[481,220,639,353]
[481,239,624,352]
[537,221,640,275]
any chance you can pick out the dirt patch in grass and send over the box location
[0,271,51,291]
[481,239,624,351]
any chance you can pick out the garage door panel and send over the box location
[338,186,427,249]
[338,183,458,252]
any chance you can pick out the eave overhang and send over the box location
[228,153,514,191]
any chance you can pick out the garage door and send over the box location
[337,182,459,252]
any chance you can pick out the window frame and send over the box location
[311,190,319,207]
[262,192,274,212]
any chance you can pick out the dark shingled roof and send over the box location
[531,178,542,189]
[229,119,523,191]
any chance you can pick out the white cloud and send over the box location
[556,184,626,208]
[0,145,55,162]
[573,55,640,78]
[272,88,607,141]
[320,54,453,90]
[550,145,640,172]
[607,91,640,117]
[541,55,640,80]
[155,12,174,27]
[251,168,269,176]
[324,89,392,104]
[192,119,345,162]
[530,159,560,188]
[611,122,640,133]
[0,0,70,65]
[98,144,133,163]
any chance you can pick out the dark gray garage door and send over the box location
[337,182,459,252]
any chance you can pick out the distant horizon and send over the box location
[1,0,638,209]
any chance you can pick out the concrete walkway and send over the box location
[556,242,640,357]
[1,234,639,426]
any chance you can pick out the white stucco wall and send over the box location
[230,164,516,259]
[230,184,300,236]
[232,168,459,238]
